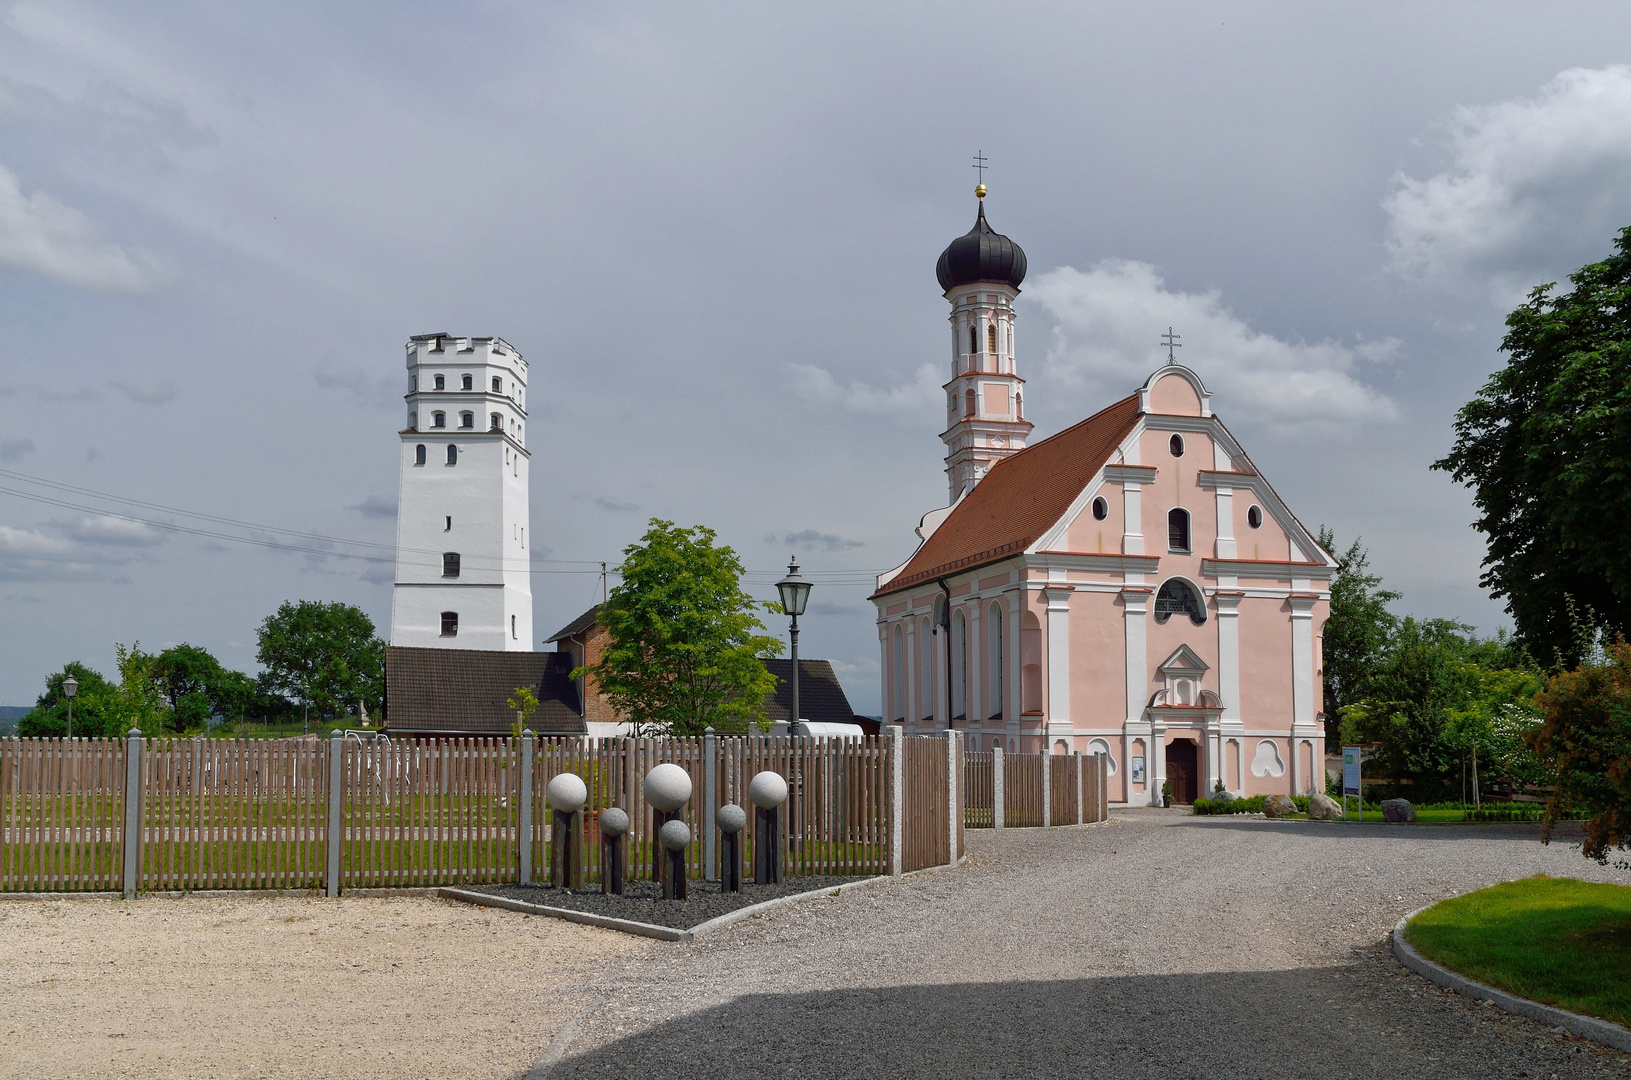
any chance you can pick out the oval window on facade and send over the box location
[1153,578,1206,626]
[1091,496,1108,521]
[1169,434,1184,457]
[1248,504,1263,529]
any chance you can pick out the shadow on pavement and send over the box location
[539,963,1623,1080]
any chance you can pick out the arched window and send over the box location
[1153,578,1207,626]
[440,611,458,637]
[964,389,977,417]
[446,444,457,465]
[920,616,934,721]
[414,444,426,465]
[987,324,997,353]
[461,374,473,391]
[1167,508,1191,552]
[1247,504,1263,529]
[512,614,518,640]
[492,376,502,392]
[442,552,460,578]
[1170,433,1185,457]
[968,325,977,355]
[951,609,967,720]
[432,411,446,428]
[892,624,907,721]
[433,374,445,390]
[1092,496,1108,521]
[987,602,1004,718]
[459,412,474,428]
[490,412,502,430]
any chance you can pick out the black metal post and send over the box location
[602,832,624,895]
[663,848,687,900]
[790,613,800,732]
[651,808,675,884]
[721,830,741,893]
[550,809,584,889]
[754,805,781,885]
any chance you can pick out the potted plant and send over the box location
[1161,780,1173,808]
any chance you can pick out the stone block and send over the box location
[1307,792,1341,820]
[1382,798,1416,823]
[1262,793,1297,818]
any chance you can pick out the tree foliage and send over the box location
[574,519,781,736]
[255,601,385,722]
[18,661,119,738]
[1434,226,1631,664]
[1532,639,1631,865]
[1318,526,1401,746]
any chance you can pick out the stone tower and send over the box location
[390,333,533,650]
[935,186,1034,503]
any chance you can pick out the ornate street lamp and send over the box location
[775,559,813,734]
[62,675,78,740]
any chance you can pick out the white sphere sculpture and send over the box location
[546,772,588,813]
[598,806,630,838]
[749,771,788,809]
[658,819,692,852]
[716,803,747,834]
[644,763,693,812]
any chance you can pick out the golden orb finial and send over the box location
[975,182,987,200]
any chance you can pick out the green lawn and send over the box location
[1405,876,1631,1028]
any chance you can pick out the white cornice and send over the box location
[1202,558,1334,581]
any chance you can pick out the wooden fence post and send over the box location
[121,728,143,899]
[1041,749,1051,828]
[992,743,1004,830]
[888,725,903,877]
[946,732,959,865]
[703,727,717,882]
[1075,752,1084,825]
[519,730,535,884]
[325,730,344,897]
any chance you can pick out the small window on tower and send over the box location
[491,413,502,430]
[444,515,451,531]
[1016,393,1024,420]
[459,412,474,428]
[410,376,417,392]
[512,615,517,640]
[968,325,977,355]
[461,374,473,391]
[440,611,458,637]
[432,412,446,428]
[443,552,460,577]
[1168,507,1191,553]
[446,444,457,464]
[434,375,445,390]
[1092,496,1108,521]
[492,376,502,392]
[1170,434,1185,457]
[409,411,417,430]
[415,444,426,465]
[987,324,997,353]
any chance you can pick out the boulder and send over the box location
[1307,792,1341,820]
[1382,798,1416,823]
[1262,793,1297,818]
[1211,789,1237,804]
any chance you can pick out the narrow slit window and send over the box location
[968,324,977,355]
[511,614,517,640]
[409,411,417,430]
[964,389,977,417]
[446,444,457,464]
[414,444,426,465]
[444,515,451,531]
[987,324,997,353]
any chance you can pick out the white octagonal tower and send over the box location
[390,333,533,650]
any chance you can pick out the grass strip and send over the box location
[1405,876,1631,1028]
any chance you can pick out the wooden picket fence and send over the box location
[0,729,960,894]
[963,747,1109,830]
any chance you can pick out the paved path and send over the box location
[543,810,1630,1079]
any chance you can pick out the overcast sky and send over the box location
[5,3,1631,713]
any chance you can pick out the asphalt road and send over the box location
[540,809,1630,1079]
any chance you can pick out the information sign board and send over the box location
[1342,747,1361,796]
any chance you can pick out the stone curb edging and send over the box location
[442,859,971,944]
[1391,906,1631,1054]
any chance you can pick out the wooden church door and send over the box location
[1167,739,1199,804]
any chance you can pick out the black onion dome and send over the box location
[935,201,1027,292]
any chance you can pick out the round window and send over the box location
[1092,496,1108,521]
[1247,505,1263,529]
[1169,434,1184,457]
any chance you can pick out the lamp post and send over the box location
[775,559,813,732]
[62,675,78,740]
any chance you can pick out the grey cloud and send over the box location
[593,496,639,513]
[0,438,36,461]
[0,160,172,292]
[314,364,398,407]
[36,385,101,402]
[115,381,176,404]
[773,529,864,552]
[350,495,397,518]
[57,516,164,547]
[0,522,152,581]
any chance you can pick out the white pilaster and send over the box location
[1043,579,1073,738]
[1215,592,1242,723]
[1214,487,1236,559]
[1121,483,1144,555]
[967,601,982,728]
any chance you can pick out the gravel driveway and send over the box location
[545,809,1631,1079]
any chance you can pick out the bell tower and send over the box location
[935,185,1033,502]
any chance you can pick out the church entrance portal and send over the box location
[1167,739,1199,805]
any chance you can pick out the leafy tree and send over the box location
[1532,639,1631,865]
[152,643,226,733]
[18,662,118,738]
[1317,526,1401,748]
[256,601,385,725]
[574,519,782,736]
[108,642,169,736]
[1434,226,1631,664]
[210,669,263,725]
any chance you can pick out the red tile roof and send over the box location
[875,393,1141,597]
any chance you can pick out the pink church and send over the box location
[871,193,1333,806]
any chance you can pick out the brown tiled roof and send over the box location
[874,393,1141,597]
[546,604,602,643]
[384,646,584,735]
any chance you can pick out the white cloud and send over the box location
[790,361,944,418]
[313,364,398,407]
[0,161,170,292]
[58,516,162,547]
[1385,66,1631,293]
[1028,261,1400,432]
[0,519,155,580]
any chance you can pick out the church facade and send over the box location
[872,194,1333,806]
